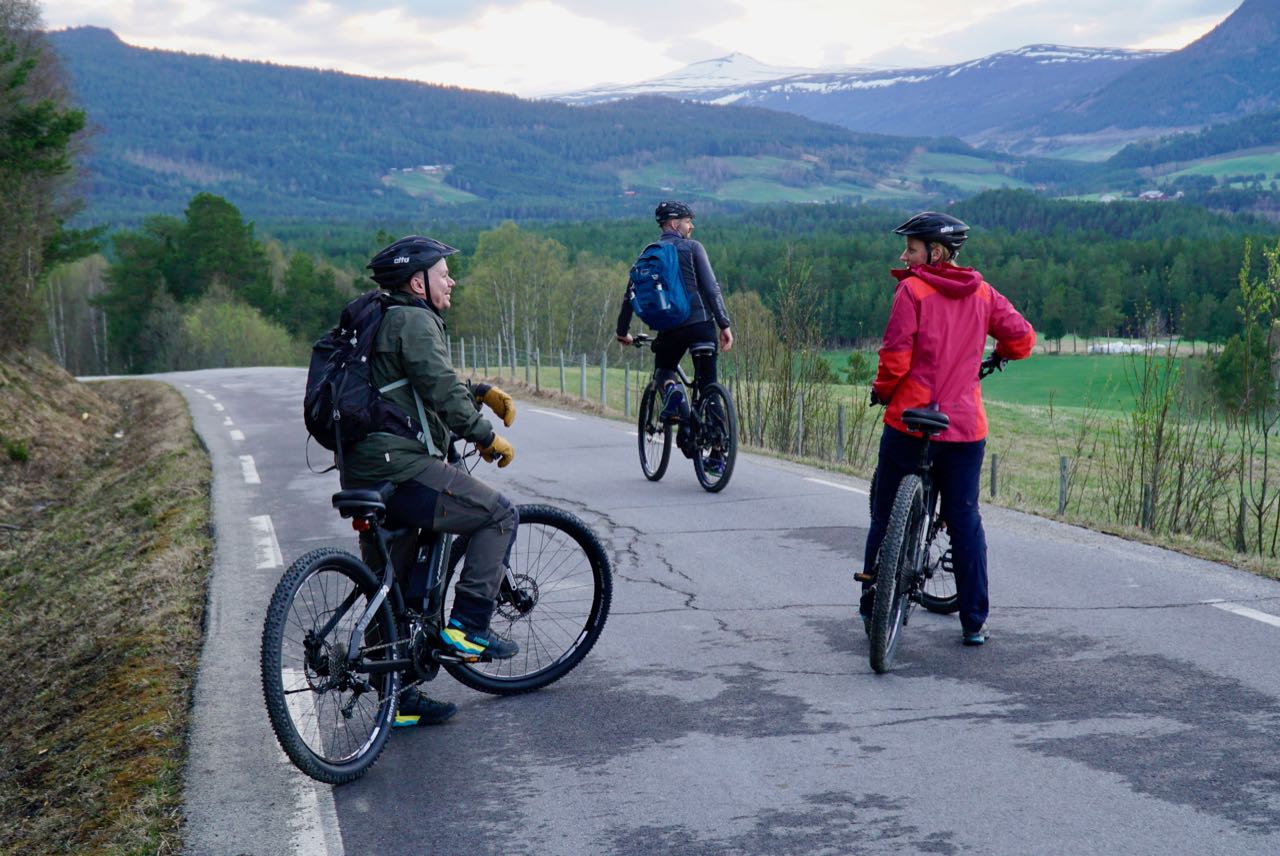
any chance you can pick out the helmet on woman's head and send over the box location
[655,200,694,224]
[367,235,458,289]
[894,211,969,257]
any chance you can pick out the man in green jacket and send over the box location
[345,235,520,727]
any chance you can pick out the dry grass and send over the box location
[0,351,211,855]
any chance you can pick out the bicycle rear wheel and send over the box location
[693,383,737,492]
[638,383,672,481]
[441,505,612,695]
[261,548,399,784]
[869,475,925,674]
[919,523,959,614]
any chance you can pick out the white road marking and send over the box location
[239,455,261,485]
[625,430,638,437]
[213,403,225,412]
[249,515,282,568]
[223,417,234,426]
[804,477,867,495]
[281,667,345,856]
[194,388,206,394]
[204,393,217,401]
[230,429,245,442]
[1206,600,1280,629]
[530,408,576,421]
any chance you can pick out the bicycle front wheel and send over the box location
[261,548,399,785]
[693,383,737,492]
[869,475,925,674]
[442,505,612,695]
[638,382,672,481]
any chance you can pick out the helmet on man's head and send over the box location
[367,235,458,289]
[894,211,969,257]
[655,200,694,224]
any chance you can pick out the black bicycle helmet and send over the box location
[367,235,458,289]
[894,211,969,258]
[655,200,694,224]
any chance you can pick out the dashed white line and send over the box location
[1206,600,1280,629]
[530,408,576,421]
[194,388,206,394]
[804,477,867,495]
[249,515,283,568]
[239,455,261,485]
[213,403,225,412]
[223,417,234,426]
[281,667,345,856]
[204,393,217,401]
[229,429,245,442]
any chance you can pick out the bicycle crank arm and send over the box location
[356,657,413,675]
[854,572,874,583]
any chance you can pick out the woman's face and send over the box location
[900,237,938,266]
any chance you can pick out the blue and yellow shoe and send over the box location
[659,385,690,423]
[393,688,457,728]
[439,618,519,661]
[704,453,726,477]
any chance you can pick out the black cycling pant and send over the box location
[652,320,718,392]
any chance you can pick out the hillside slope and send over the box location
[50,27,1043,226]
[1039,0,1280,134]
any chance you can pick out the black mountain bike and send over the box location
[864,353,1006,674]
[261,441,612,784]
[632,333,738,492]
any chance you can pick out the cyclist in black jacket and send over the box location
[617,201,734,469]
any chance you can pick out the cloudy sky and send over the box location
[44,0,1241,96]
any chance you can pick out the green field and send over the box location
[382,169,481,203]
[1168,149,1280,182]
[824,350,1154,411]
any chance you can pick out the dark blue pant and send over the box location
[860,426,989,634]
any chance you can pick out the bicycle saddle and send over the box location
[332,482,394,518]
[901,407,950,436]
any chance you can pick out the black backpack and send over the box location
[303,290,423,455]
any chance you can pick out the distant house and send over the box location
[1138,190,1166,201]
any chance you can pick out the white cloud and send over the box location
[42,0,1241,96]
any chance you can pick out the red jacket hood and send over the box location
[891,263,983,298]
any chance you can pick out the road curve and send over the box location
[160,367,1280,856]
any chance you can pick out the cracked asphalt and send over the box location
[172,368,1280,856]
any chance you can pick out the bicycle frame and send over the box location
[340,442,514,675]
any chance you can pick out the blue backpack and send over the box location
[628,241,691,331]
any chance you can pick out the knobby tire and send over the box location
[869,475,925,674]
[261,548,399,784]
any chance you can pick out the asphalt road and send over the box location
[165,367,1280,856]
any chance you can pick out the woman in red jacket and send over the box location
[860,212,1035,646]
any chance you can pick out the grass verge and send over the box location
[0,350,211,855]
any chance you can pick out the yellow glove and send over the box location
[474,383,516,427]
[479,434,515,468]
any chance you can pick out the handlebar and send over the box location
[629,333,653,349]
[979,352,1008,380]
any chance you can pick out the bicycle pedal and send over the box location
[853,572,874,583]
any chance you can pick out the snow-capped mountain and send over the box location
[555,44,1163,146]
[555,52,821,104]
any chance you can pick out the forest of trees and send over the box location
[0,0,88,352]
[42,186,1278,382]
